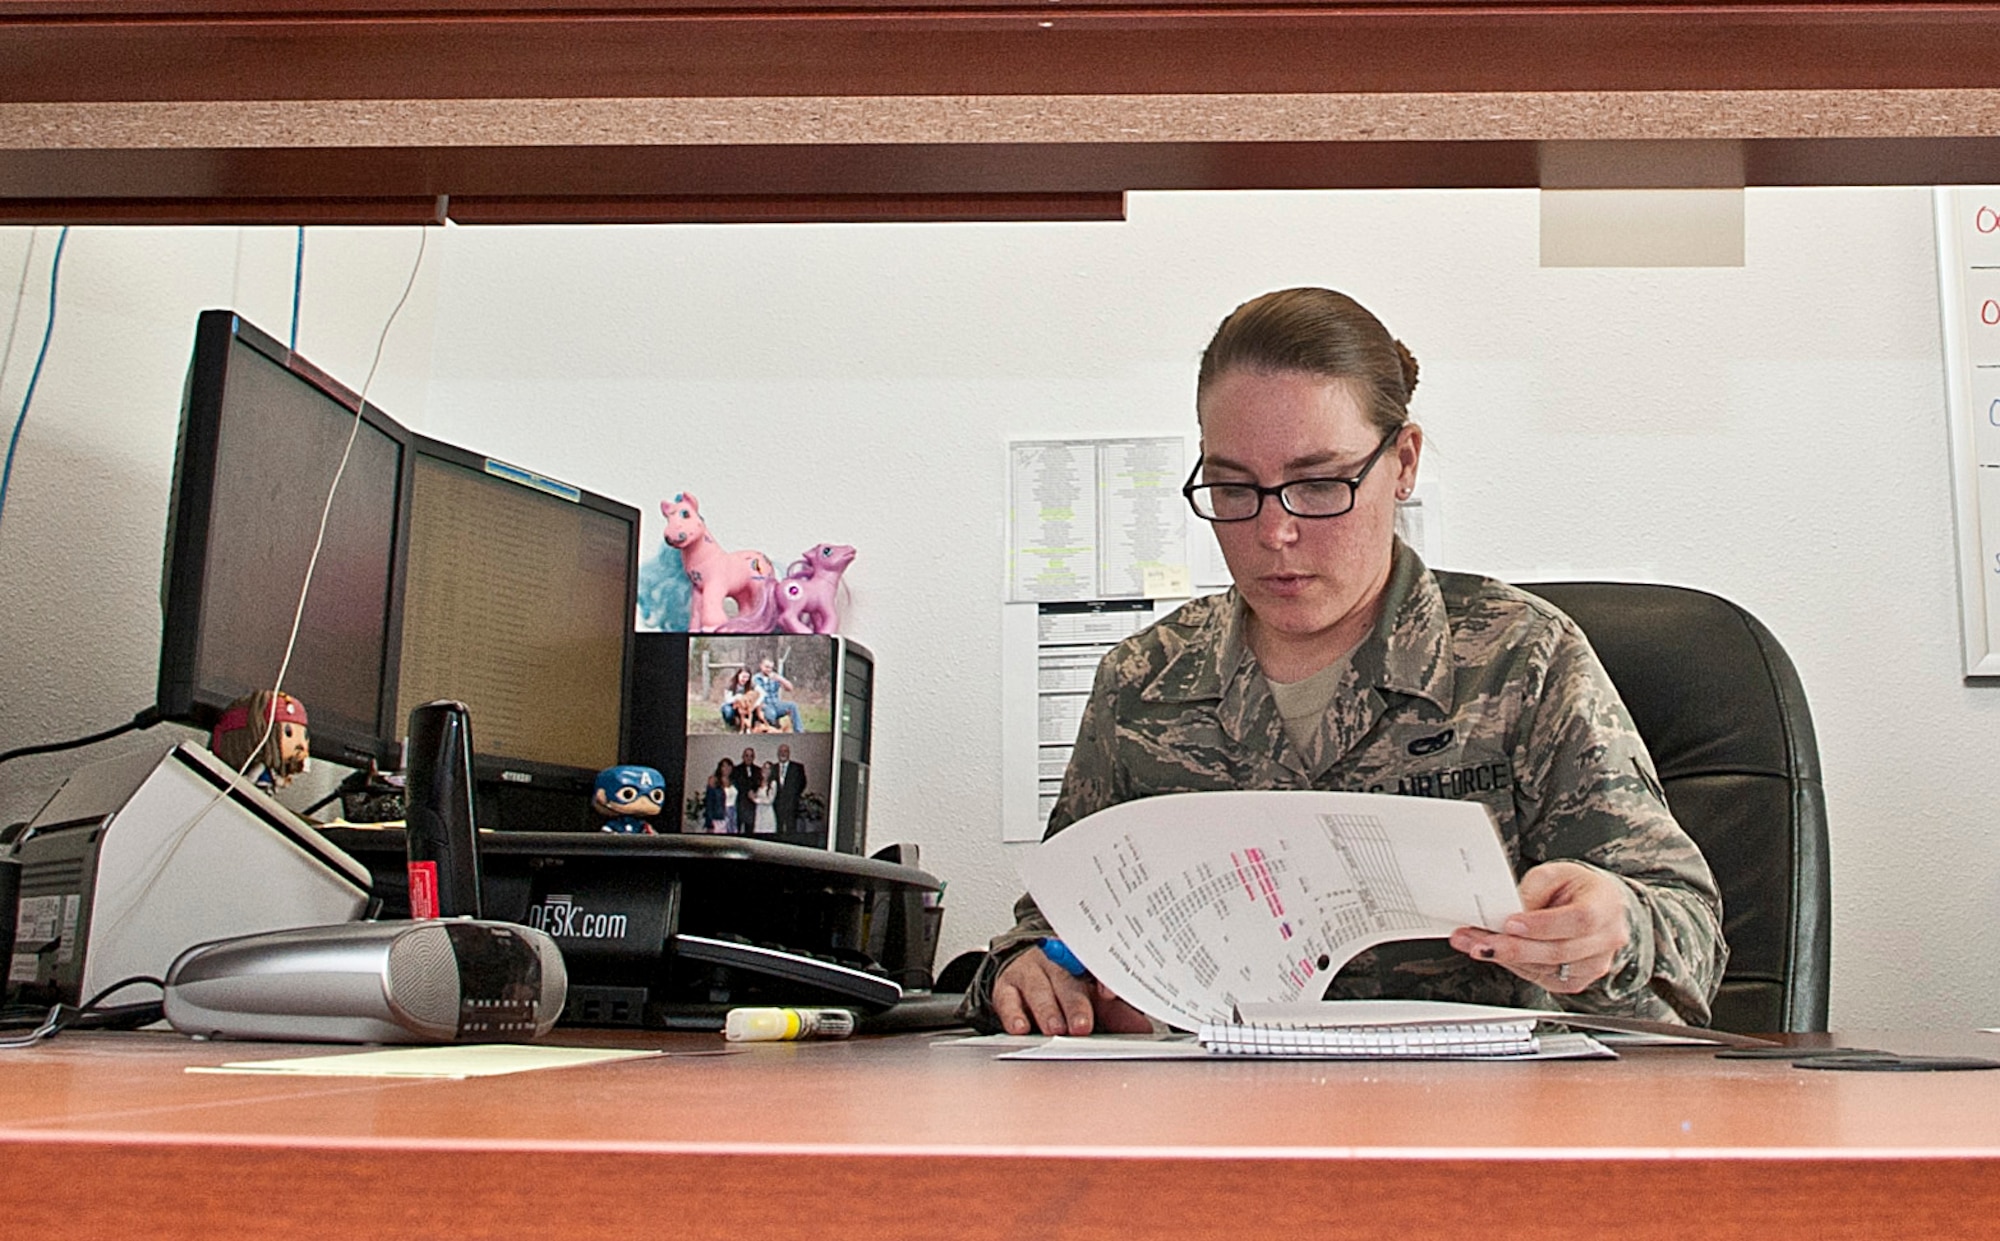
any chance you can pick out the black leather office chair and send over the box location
[1520,582,1830,1033]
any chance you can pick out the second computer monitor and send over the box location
[394,437,638,821]
[156,310,409,769]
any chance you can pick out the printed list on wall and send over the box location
[1007,438,1193,602]
[1002,438,1198,841]
[1935,188,2000,678]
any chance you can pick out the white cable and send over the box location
[109,225,435,929]
[237,224,432,773]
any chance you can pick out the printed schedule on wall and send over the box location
[1002,437,1196,841]
[1007,437,1192,602]
[999,597,1173,843]
[1934,188,2000,677]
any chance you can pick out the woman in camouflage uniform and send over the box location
[973,288,1726,1036]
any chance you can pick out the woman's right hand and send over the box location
[992,946,1153,1036]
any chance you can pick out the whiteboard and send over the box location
[1934,187,2000,679]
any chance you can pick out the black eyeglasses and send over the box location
[1183,426,1404,523]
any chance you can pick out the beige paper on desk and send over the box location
[1019,790,1521,1032]
[188,1044,662,1079]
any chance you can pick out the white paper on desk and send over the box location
[1019,790,1521,1033]
[999,1034,1211,1061]
[1506,1032,1617,1060]
[930,1032,1061,1048]
[187,1044,663,1079]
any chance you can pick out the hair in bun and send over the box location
[1393,338,1419,400]
[1197,287,1417,432]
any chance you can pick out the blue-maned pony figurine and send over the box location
[635,539,693,632]
[661,493,775,633]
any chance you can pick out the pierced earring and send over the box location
[1395,487,1412,500]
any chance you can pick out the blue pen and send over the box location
[1040,937,1089,978]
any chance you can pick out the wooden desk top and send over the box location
[5,1028,2000,1240]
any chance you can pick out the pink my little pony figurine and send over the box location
[661,493,774,632]
[777,543,855,634]
[718,542,856,635]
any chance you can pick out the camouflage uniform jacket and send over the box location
[964,541,1727,1028]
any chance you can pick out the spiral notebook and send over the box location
[994,1029,1614,1060]
[992,1000,1745,1061]
[1197,1018,1544,1059]
[1195,1000,1625,1060]
[1184,999,1749,1060]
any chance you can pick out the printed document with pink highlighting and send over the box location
[1017,790,1522,1032]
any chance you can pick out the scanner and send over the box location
[320,826,943,1030]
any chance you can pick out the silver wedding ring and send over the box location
[1555,963,1572,982]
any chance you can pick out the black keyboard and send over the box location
[671,933,904,1010]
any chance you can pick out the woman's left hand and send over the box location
[1447,861,1631,994]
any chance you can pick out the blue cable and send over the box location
[290,226,304,350]
[0,225,71,540]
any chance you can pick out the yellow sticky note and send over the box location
[187,1043,662,1079]
[1142,565,1192,599]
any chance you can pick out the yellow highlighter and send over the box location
[723,1006,856,1042]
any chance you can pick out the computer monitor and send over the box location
[156,310,410,769]
[393,436,637,823]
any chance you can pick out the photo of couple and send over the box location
[719,658,803,734]
[686,635,834,737]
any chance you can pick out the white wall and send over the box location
[0,188,1987,1030]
